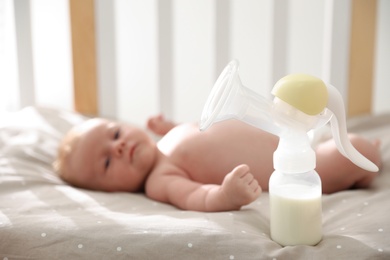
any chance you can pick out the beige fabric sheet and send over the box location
[0,107,389,259]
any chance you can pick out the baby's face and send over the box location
[66,118,157,192]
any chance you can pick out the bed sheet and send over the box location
[0,106,389,259]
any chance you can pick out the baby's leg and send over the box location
[315,134,382,193]
[147,114,177,136]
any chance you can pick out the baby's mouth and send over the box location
[129,144,137,163]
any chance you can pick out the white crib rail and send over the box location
[13,0,35,108]
[2,0,388,126]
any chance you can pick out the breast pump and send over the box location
[200,60,378,246]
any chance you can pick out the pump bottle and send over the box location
[269,127,322,246]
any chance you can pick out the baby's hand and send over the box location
[147,114,176,136]
[221,164,262,208]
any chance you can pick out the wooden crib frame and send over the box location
[68,0,377,117]
[11,0,384,125]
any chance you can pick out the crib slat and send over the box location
[215,0,230,76]
[69,0,98,116]
[270,0,288,86]
[95,0,117,119]
[158,0,174,119]
[14,0,35,108]
[348,0,377,116]
[322,0,351,103]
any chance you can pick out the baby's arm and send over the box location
[146,164,261,212]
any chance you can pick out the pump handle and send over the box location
[326,84,379,172]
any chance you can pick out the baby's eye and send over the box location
[114,128,120,140]
[104,157,111,170]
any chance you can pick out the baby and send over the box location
[54,114,381,212]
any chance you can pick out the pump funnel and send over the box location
[200,60,282,136]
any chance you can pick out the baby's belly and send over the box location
[182,144,275,188]
[159,121,278,188]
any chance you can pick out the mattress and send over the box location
[0,106,389,259]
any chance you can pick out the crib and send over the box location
[0,0,389,259]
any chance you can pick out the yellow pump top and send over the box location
[271,74,328,116]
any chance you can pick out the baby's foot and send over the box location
[352,137,382,189]
[373,139,381,149]
[372,139,382,170]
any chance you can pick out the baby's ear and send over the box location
[52,143,70,177]
[52,159,61,174]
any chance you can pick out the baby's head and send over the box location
[54,118,158,192]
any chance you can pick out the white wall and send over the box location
[287,0,325,78]
[172,0,216,123]
[2,0,389,126]
[30,0,73,110]
[230,0,274,97]
[114,0,160,125]
[0,0,73,112]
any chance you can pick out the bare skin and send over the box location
[61,114,382,212]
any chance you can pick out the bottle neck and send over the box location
[273,130,316,173]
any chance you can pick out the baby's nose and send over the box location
[111,140,125,157]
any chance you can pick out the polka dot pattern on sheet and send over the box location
[1,98,389,260]
[326,198,389,255]
[0,193,389,259]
